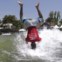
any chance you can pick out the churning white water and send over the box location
[14,29,62,62]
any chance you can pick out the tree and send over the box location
[13,20,24,29]
[2,15,17,23]
[2,15,24,29]
[49,11,54,18]
[48,11,61,25]
[57,11,60,21]
[59,19,62,25]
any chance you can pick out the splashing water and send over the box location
[14,29,62,62]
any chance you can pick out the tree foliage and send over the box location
[2,15,17,23]
[48,11,61,25]
[2,15,24,29]
[59,19,62,25]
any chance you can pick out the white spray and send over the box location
[14,29,62,62]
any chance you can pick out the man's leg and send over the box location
[35,3,43,18]
[19,0,23,21]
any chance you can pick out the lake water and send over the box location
[0,29,62,62]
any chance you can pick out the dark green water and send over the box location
[0,35,17,62]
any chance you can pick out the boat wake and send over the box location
[14,29,62,62]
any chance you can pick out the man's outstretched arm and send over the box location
[35,3,43,18]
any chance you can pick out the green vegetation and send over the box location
[39,11,62,27]
[0,15,24,30]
